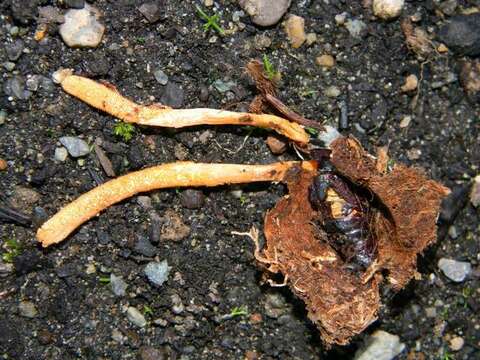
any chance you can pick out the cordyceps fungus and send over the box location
[37,67,450,346]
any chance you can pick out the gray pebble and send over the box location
[354,330,405,360]
[126,307,147,327]
[137,196,152,209]
[171,294,185,314]
[213,79,236,93]
[3,62,15,72]
[438,14,480,56]
[144,260,170,286]
[239,0,291,27]
[18,300,38,318]
[345,19,367,38]
[160,82,184,108]
[54,147,68,162]
[154,69,168,85]
[110,273,128,297]
[65,0,85,9]
[134,235,157,257]
[138,3,162,23]
[0,110,6,125]
[438,258,471,282]
[180,189,205,209]
[5,39,24,61]
[59,136,90,157]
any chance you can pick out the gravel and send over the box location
[144,260,170,286]
[59,4,105,48]
[239,0,291,27]
[438,258,472,282]
[110,274,128,297]
[59,136,90,157]
[126,307,146,328]
[354,330,405,360]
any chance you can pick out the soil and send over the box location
[0,1,479,359]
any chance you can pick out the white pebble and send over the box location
[373,0,405,20]
[59,4,105,48]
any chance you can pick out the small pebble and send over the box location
[471,175,480,207]
[0,158,7,171]
[401,74,418,92]
[449,336,465,351]
[126,307,147,327]
[399,115,412,128]
[204,0,214,6]
[316,54,335,68]
[154,69,168,85]
[213,79,236,93]
[324,86,341,98]
[438,258,471,282]
[0,110,6,125]
[266,136,287,154]
[305,33,317,46]
[285,15,306,48]
[144,260,170,286]
[138,3,162,23]
[180,189,205,209]
[19,301,38,318]
[354,330,405,360]
[239,0,291,27]
[54,147,68,162]
[335,12,347,26]
[373,0,405,20]
[59,136,90,157]
[59,4,105,48]
[65,0,85,9]
[111,328,124,343]
[425,307,437,318]
[438,14,480,57]
[110,273,128,297]
[345,19,367,38]
[137,196,152,209]
[134,235,157,257]
[160,82,184,108]
[171,294,185,314]
[5,39,24,61]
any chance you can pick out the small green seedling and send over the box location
[136,36,146,44]
[305,127,319,136]
[143,305,154,316]
[98,276,111,284]
[230,305,248,318]
[262,54,279,81]
[239,194,248,205]
[196,5,225,36]
[2,238,22,263]
[113,121,135,142]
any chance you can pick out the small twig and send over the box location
[266,94,324,130]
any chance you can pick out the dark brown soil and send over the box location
[1,1,479,359]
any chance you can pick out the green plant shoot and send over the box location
[262,54,278,80]
[113,122,135,142]
[2,238,22,263]
[196,6,225,36]
[230,305,248,317]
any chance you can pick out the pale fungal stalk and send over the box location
[53,70,310,144]
[37,161,315,247]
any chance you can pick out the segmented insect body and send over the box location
[309,160,375,268]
